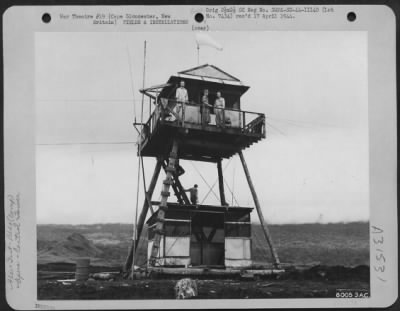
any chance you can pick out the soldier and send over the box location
[184,184,198,205]
[201,89,212,125]
[214,91,225,127]
[174,80,188,119]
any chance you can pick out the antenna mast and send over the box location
[131,40,147,276]
[197,43,200,65]
[126,45,136,122]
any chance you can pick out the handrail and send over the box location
[164,97,263,116]
[244,114,264,129]
[138,98,266,145]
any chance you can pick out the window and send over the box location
[225,223,251,237]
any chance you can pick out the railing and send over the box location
[139,98,265,144]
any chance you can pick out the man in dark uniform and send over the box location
[185,184,198,205]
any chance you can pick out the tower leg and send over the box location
[149,140,179,266]
[123,158,162,273]
[238,151,281,268]
[217,158,228,206]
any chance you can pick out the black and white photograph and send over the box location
[34,29,371,300]
[3,5,397,309]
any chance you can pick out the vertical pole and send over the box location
[140,40,147,124]
[131,40,148,273]
[135,158,162,249]
[238,151,281,267]
[124,158,162,273]
[149,97,151,124]
[222,108,225,128]
[217,159,227,206]
[231,158,236,206]
[126,45,136,122]
[197,44,200,65]
[182,102,185,127]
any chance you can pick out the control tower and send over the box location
[124,64,280,276]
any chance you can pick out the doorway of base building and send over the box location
[190,211,225,267]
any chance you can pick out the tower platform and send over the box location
[138,103,265,162]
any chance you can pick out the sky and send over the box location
[35,31,369,224]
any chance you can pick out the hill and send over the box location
[38,232,107,265]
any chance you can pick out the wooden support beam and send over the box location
[217,159,228,206]
[238,151,281,268]
[147,267,285,276]
[207,227,217,242]
[135,158,162,249]
[123,158,162,273]
[141,157,155,215]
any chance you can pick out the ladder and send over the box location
[149,140,179,266]
[162,160,190,205]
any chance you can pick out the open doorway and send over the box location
[190,212,225,267]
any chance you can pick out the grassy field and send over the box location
[37,222,369,268]
[37,222,369,300]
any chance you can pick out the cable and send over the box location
[164,231,189,257]
[223,178,240,206]
[36,141,136,146]
[190,161,220,202]
[265,121,287,136]
[266,116,337,129]
[267,117,314,129]
[36,99,142,102]
[201,158,232,204]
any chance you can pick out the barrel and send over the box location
[75,258,90,281]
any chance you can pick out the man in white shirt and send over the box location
[173,81,188,121]
[176,80,188,103]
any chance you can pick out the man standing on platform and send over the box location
[174,80,188,120]
[184,184,199,205]
[214,91,225,128]
[201,89,212,125]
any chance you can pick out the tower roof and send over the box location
[141,64,249,99]
[178,64,241,82]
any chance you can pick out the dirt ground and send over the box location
[37,265,370,300]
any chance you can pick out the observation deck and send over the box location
[138,101,265,162]
[136,64,266,162]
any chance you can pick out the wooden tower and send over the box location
[124,64,280,275]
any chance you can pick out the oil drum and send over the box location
[75,258,90,281]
